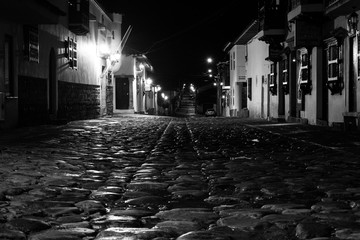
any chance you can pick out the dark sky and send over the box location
[101,1,258,90]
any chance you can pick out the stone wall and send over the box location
[58,81,100,121]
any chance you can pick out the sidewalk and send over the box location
[241,118,360,156]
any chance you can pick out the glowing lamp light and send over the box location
[146,78,153,86]
[207,57,213,63]
[155,85,161,92]
[164,95,169,100]
[99,44,110,56]
[208,69,212,73]
[139,63,145,70]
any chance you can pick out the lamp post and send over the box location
[348,11,358,35]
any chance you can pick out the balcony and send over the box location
[258,0,287,43]
[288,0,324,22]
[68,0,90,35]
[325,0,360,17]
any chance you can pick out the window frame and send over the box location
[66,37,78,70]
[269,62,277,95]
[280,57,289,94]
[4,35,14,97]
[299,51,309,84]
[327,43,338,82]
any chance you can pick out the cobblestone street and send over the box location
[1,115,360,240]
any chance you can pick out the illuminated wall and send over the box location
[246,35,270,119]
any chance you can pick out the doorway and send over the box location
[115,77,130,109]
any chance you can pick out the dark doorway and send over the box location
[115,77,130,109]
[49,48,57,115]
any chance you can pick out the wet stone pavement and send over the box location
[1,116,360,239]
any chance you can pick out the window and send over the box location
[281,58,289,94]
[4,35,14,96]
[232,88,234,106]
[326,40,343,82]
[270,63,275,87]
[269,62,277,95]
[24,25,39,63]
[66,37,78,70]
[72,39,78,69]
[299,48,312,95]
[247,78,252,100]
[328,44,338,81]
[299,51,309,84]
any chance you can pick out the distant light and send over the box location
[146,78,153,86]
[208,69,212,73]
[213,83,217,86]
[207,57,213,63]
[209,74,213,78]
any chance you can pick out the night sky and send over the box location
[100,0,258,90]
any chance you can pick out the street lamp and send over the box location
[207,57,213,64]
[348,11,358,35]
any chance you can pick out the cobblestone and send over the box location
[0,115,359,239]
